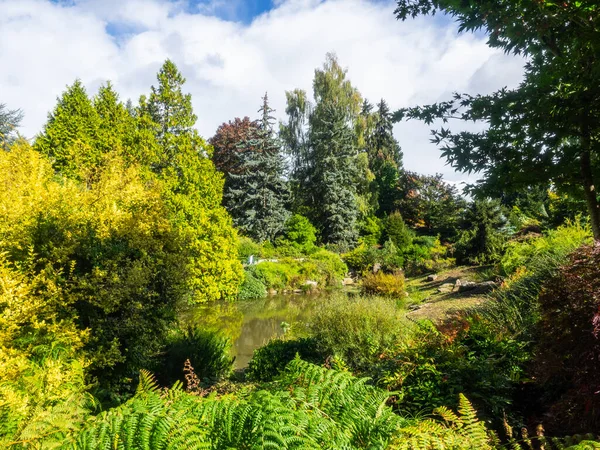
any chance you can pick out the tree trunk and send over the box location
[580,148,600,241]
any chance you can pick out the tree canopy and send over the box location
[394,0,600,239]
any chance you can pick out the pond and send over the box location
[179,292,335,368]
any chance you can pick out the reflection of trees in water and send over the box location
[181,293,328,368]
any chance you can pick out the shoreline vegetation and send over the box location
[2,0,600,447]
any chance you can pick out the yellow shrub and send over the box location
[361,272,405,297]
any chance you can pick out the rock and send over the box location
[458,281,477,292]
[342,277,355,286]
[267,288,278,295]
[458,280,497,293]
[372,263,381,274]
[453,279,462,292]
[438,283,454,293]
[408,304,421,311]
[426,274,438,282]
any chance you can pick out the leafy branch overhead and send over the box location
[393,0,600,239]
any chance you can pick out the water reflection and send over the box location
[180,293,326,368]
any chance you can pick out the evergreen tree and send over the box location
[281,54,362,248]
[220,94,290,242]
[139,60,243,301]
[310,102,359,248]
[0,103,23,149]
[365,99,404,216]
[34,80,100,178]
[141,59,200,170]
[94,82,136,156]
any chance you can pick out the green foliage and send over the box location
[500,219,592,275]
[309,249,348,284]
[343,244,374,274]
[0,344,93,446]
[238,269,267,300]
[158,328,234,388]
[383,211,414,249]
[394,0,600,239]
[0,103,23,149]
[308,294,407,371]
[382,318,531,424]
[140,62,243,303]
[250,251,346,291]
[281,54,362,249]
[276,214,318,254]
[4,356,598,449]
[237,236,263,262]
[0,143,185,392]
[220,95,291,242]
[359,215,383,246]
[343,240,405,275]
[404,236,455,276]
[362,272,406,297]
[482,221,591,339]
[454,199,507,265]
[246,337,324,382]
[34,79,101,179]
[390,394,495,450]
[395,172,467,241]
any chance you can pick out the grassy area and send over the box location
[404,265,496,321]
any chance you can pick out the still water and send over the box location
[180,293,328,368]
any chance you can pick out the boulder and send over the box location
[458,280,497,293]
[267,288,278,295]
[426,274,438,282]
[372,263,382,274]
[342,277,355,286]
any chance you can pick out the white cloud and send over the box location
[0,0,526,182]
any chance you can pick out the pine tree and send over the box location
[310,102,359,248]
[141,59,200,170]
[94,82,136,155]
[138,60,243,301]
[0,103,23,149]
[34,80,100,178]
[281,54,362,249]
[366,99,403,216]
[222,94,290,242]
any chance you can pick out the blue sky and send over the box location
[1,0,525,182]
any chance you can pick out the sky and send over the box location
[0,0,526,184]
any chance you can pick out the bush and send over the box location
[310,249,348,284]
[308,295,407,371]
[454,199,507,265]
[0,144,194,393]
[251,253,346,291]
[276,214,318,254]
[358,215,383,246]
[343,241,403,275]
[158,328,234,387]
[238,236,263,262]
[238,269,267,300]
[362,272,405,297]
[245,337,324,382]
[380,318,531,425]
[533,244,600,433]
[500,219,592,275]
[343,244,379,274]
[383,211,414,250]
[404,236,455,276]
